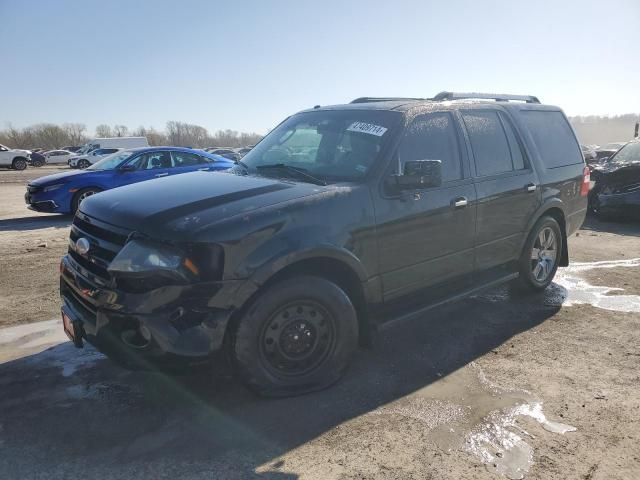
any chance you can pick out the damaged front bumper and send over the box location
[597,189,640,214]
[60,254,242,369]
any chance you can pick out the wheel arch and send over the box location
[523,200,569,267]
[230,250,376,348]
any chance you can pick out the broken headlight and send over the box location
[108,238,224,291]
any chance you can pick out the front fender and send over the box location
[229,231,369,308]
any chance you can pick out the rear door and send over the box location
[460,109,540,278]
[374,111,477,307]
[170,150,212,175]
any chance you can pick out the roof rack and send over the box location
[431,91,540,104]
[350,97,425,104]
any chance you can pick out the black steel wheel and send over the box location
[233,275,358,397]
[259,300,336,378]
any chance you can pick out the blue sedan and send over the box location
[25,147,235,214]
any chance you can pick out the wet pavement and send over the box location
[1,258,639,479]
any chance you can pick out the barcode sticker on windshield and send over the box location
[347,122,388,137]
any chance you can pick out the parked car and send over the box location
[26,147,234,214]
[28,150,46,167]
[73,137,149,157]
[44,149,77,165]
[237,146,253,157]
[60,92,588,396]
[595,142,627,162]
[0,143,31,170]
[69,148,123,169]
[206,148,241,162]
[62,146,82,153]
[589,140,640,218]
[581,144,598,164]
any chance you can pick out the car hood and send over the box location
[29,169,92,185]
[80,171,331,239]
[591,160,640,190]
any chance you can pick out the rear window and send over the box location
[520,111,583,168]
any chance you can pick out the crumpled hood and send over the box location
[80,171,330,239]
[592,161,640,191]
[29,169,88,185]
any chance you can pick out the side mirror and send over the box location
[387,160,442,191]
[119,164,135,172]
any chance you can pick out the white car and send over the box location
[0,143,31,170]
[44,149,77,165]
[69,148,122,169]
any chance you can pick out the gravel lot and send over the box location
[1,167,639,479]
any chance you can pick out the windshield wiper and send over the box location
[256,164,327,186]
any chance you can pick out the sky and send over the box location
[1,0,638,135]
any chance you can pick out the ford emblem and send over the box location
[75,237,91,256]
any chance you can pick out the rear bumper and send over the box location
[60,254,240,369]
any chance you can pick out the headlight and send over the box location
[44,183,65,192]
[107,238,224,291]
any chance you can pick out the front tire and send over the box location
[515,216,563,292]
[232,276,358,397]
[78,159,91,169]
[12,158,27,170]
[72,187,101,213]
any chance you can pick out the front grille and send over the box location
[68,214,130,283]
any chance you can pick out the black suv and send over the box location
[60,92,589,396]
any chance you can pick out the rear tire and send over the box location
[12,158,27,170]
[515,216,563,292]
[72,187,101,213]
[232,275,358,397]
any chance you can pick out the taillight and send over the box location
[580,166,590,197]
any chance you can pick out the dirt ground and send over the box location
[0,168,639,479]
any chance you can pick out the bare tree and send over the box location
[62,123,87,146]
[95,124,112,137]
[113,125,129,137]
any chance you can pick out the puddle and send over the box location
[478,258,640,313]
[550,258,640,312]
[0,319,103,375]
[368,363,575,479]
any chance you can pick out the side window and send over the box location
[498,112,526,170]
[172,151,205,167]
[129,151,173,170]
[462,111,513,176]
[519,111,583,168]
[398,112,462,183]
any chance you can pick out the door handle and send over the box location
[526,183,537,192]
[155,172,169,177]
[453,197,468,208]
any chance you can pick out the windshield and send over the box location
[609,142,640,164]
[87,151,134,170]
[237,110,401,182]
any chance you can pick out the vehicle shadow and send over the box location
[0,284,563,479]
[0,214,72,232]
[582,213,640,237]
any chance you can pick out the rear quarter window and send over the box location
[520,111,583,168]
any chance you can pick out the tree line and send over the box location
[0,121,263,150]
[569,113,639,146]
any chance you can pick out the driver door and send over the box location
[373,112,477,309]
[114,150,173,187]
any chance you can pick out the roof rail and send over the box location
[431,91,541,104]
[350,97,425,104]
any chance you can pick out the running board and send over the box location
[380,273,519,331]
